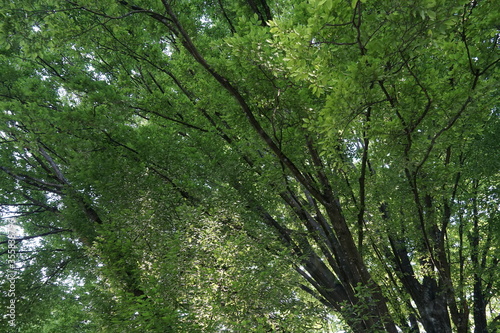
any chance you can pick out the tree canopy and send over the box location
[0,0,499,332]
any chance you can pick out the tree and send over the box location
[0,0,499,332]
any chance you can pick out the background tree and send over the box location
[1,0,499,332]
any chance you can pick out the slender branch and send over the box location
[415,94,473,174]
[65,0,163,21]
[217,0,236,33]
[0,166,64,194]
[402,58,433,131]
[36,56,67,81]
[38,146,70,185]
[132,106,209,133]
[0,228,72,247]
[357,108,370,255]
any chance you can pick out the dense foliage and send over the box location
[0,0,499,332]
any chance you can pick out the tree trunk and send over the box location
[416,276,452,333]
[472,183,488,333]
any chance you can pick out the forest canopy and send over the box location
[0,0,499,332]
